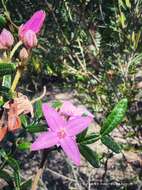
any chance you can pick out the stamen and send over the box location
[57,128,66,139]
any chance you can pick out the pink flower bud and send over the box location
[19,10,46,39]
[19,48,29,61]
[0,29,14,49]
[23,30,38,48]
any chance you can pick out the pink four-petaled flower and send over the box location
[31,103,93,165]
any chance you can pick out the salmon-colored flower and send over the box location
[31,104,93,165]
[4,94,34,117]
[0,101,21,141]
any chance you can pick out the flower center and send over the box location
[57,128,66,139]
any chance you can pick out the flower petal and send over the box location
[60,101,94,118]
[0,127,7,141]
[60,136,80,165]
[42,103,66,131]
[67,116,93,136]
[31,132,58,151]
[59,101,76,117]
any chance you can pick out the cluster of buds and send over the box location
[19,10,45,48]
[0,10,46,60]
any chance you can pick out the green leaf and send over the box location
[125,0,131,8]
[52,100,62,109]
[0,15,6,26]
[79,144,100,168]
[100,98,128,136]
[2,75,11,89]
[119,11,126,28]
[20,179,32,190]
[0,86,12,100]
[17,141,31,151]
[78,133,100,144]
[35,100,43,119]
[101,135,121,153]
[0,148,8,159]
[14,171,21,190]
[0,169,14,187]
[7,157,20,171]
[26,124,47,133]
[7,157,21,190]
[0,63,16,76]
[77,128,88,142]
[20,115,28,127]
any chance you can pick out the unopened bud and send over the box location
[23,30,38,48]
[0,29,14,49]
[19,48,29,61]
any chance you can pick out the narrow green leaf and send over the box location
[20,179,32,190]
[0,148,8,159]
[125,0,131,8]
[0,86,12,100]
[0,170,14,187]
[7,157,19,171]
[17,141,31,151]
[26,124,47,133]
[2,75,11,89]
[0,63,16,76]
[77,128,88,142]
[101,135,121,153]
[35,100,43,119]
[14,171,21,190]
[79,144,100,168]
[0,15,6,26]
[52,100,62,109]
[100,98,128,136]
[78,133,100,144]
[20,115,28,127]
[7,157,21,190]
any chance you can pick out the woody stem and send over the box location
[31,150,49,190]
[10,67,22,92]
[10,41,22,59]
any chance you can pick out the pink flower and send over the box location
[19,10,46,40]
[23,30,38,48]
[0,29,14,49]
[31,104,93,165]
[59,101,94,119]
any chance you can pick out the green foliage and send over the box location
[0,63,16,76]
[79,144,101,168]
[100,98,128,136]
[78,132,100,144]
[34,100,43,119]
[17,140,31,151]
[0,0,141,188]
[0,15,6,27]
[0,170,14,187]
[101,135,121,153]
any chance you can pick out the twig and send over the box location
[31,150,48,190]
[70,163,82,190]
[45,167,76,182]
[10,68,22,92]
[10,41,23,59]
[31,86,46,104]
